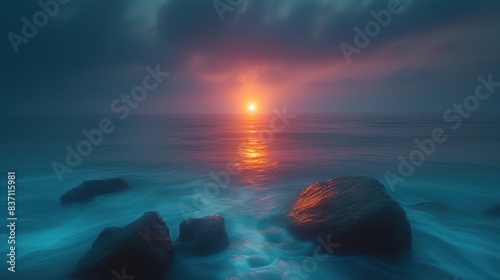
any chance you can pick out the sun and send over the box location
[248,104,255,112]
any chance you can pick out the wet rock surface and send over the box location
[176,215,229,256]
[72,211,173,280]
[287,176,412,256]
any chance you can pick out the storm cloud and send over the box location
[1,0,500,114]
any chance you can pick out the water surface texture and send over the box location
[1,113,499,280]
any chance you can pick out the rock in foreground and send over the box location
[60,178,128,204]
[176,215,229,255]
[72,211,173,280]
[287,176,411,256]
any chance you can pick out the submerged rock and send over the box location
[72,211,173,280]
[287,176,412,256]
[486,204,500,217]
[175,215,229,255]
[60,178,128,204]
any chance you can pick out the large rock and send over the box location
[175,215,229,255]
[72,211,173,280]
[287,176,411,256]
[60,178,128,204]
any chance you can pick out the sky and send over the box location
[1,0,500,114]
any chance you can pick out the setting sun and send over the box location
[248,104,255,111]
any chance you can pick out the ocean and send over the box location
[1,113,499,280]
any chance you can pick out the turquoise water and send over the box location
[1,113,499,279]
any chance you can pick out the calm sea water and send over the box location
[1,113,499,280]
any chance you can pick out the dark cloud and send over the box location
[1,0,499,114]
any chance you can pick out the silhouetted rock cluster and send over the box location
[68,175,421,279]
[72,210,229,280]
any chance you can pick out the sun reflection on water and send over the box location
[233,115,279,187]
